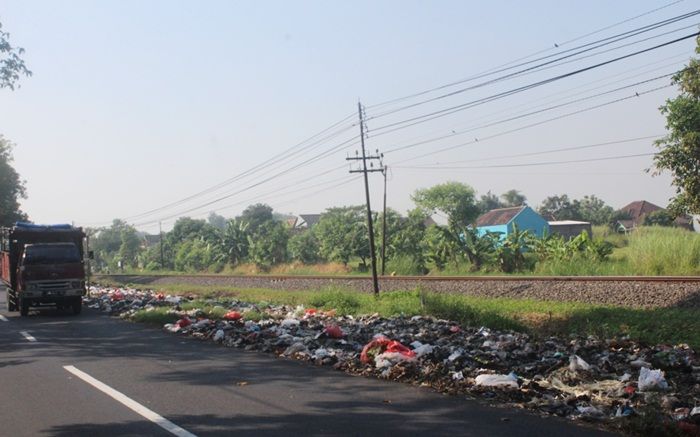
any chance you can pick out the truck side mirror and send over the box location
[88,250,95,260]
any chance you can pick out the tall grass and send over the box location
[619,226,700,275]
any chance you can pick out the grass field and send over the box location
[113,282,700,349]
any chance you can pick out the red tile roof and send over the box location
[475,206,524,226]
[619,200,662,225]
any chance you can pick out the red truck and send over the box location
[1,223,88,316]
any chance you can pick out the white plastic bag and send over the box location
[638,367,668,391]
[474,373,518,389]
[569,354,591,372]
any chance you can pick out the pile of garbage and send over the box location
[86,287,700,434]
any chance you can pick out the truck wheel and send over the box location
[20,298,29,317]
[7,290,17,312]
[72,298,82,315]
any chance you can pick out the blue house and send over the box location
[475,206,549,240]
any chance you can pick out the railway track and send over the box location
[95,273,700,282]
[93,273,700,309]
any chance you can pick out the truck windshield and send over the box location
[22,244,81,265]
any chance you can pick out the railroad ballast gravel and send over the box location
[98,274,700,308]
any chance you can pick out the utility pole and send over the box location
[381,165,388,276]
[159,221,165,269]
[347,101,383,295]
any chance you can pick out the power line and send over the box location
[395,152,654,170]
[374,51,688,154]
[367,5,696,112]
[119,112,357,223]
[368,31,698,136]
[427,135,663,165]
[370,13,699,121]
[132,132,361,227]
[392,84,672,165]
[382,71,674,155]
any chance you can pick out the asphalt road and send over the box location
[0,288,614,436]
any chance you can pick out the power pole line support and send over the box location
[347,101,382,296]
[381,165,387,276]
[159,221,165,269]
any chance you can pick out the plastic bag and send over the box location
[213,329,224,342]
[375,351,416,368]
[569,354,591,372]
[638,367,668,391]
[324,324,344,338]
[224,311,242,321]
[176,317,191,328]
[474,373,518,388]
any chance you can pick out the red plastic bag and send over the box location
[360,336,391,363]
[111,290,124,302]
[304,308,318,316]
[386,341,416,358]
[156,293,165,300]
[176,317,191,328]
[324,324,344,338]
[224,311,242,321]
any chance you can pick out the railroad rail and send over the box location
[94,274,700,282]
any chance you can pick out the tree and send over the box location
[477,191,504,213]
[167,217,217,246]
[574,195,614,225]
[90,219,133,271]
[118,225,141,268]
[174,239,224,272]
[653,36,700,216]
[412,182,479,231]
[315,206,369,266]
[216,218,249,265]
[0,136,27,226]
[207,212,227,230]
[1,21,32,90]
[288,230,321,264]
[538,195,577,220]
[500,189,527,207]
[247,221,288,269]
[643,209,674,227]
[238,203,274,233]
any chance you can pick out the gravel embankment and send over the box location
[96,275,700,309]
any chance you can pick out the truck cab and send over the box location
[2,223,87,316]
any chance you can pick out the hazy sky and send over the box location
[1,1,698,232]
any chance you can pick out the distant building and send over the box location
[548,220,592,240]
[296,214,322,229]
[616,200,693,232]
[475,205,549,240]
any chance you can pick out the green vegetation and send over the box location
[90,175,698,277]
[121,284,700,348]
[653,35,700,217]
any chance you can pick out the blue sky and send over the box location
[1,1,697,231]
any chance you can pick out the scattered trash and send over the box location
[474,373,518,389]
[569,354,591,372]
[213,329,225,342]
[638,367,669,392]
[85,286,700,432]
[224,311,242,321]
[324,324,344,338]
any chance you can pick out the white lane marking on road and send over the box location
[0,315,8,322]
[63,365,197,437]
[20,330,37,342]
